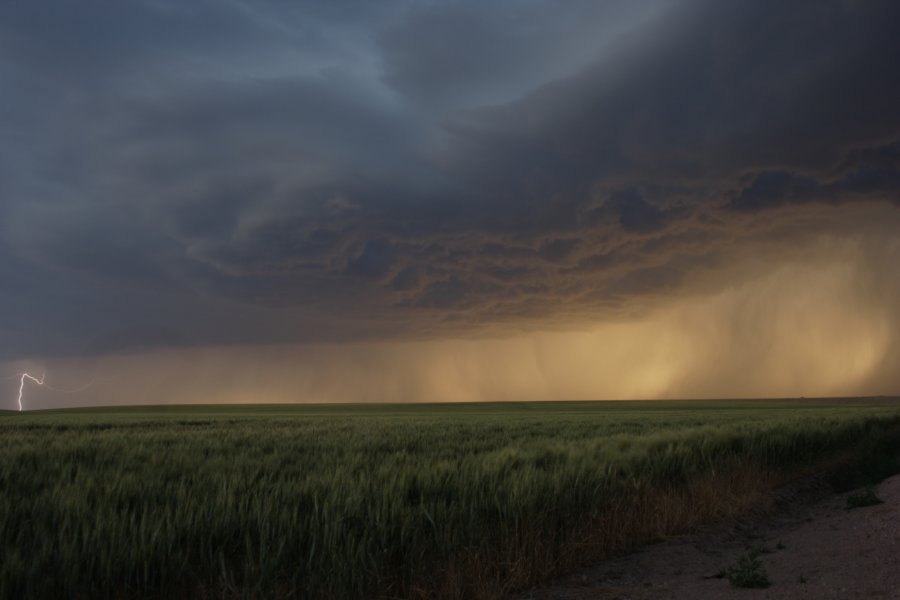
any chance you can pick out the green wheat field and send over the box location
[2,399,899,598]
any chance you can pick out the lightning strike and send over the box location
[9,372,96,411]
[17,372,45,412]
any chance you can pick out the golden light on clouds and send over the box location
[7,225,897,409]
[3,1,900,410]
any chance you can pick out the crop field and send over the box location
[1,399,899,599]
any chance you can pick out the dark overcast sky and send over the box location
[2,1,900,405]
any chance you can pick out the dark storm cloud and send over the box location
[439,0,900,184]
[730,140,900,211]
[1,0,899,359]
[379,0,661,110]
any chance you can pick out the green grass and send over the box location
[0,399,898,598]
[724,552,770,588]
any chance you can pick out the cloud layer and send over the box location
[1,0,899,403]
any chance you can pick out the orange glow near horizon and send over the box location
[4,231,899,409]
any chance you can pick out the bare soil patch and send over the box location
[522,473,900,599]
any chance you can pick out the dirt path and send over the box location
[522,474,900,599]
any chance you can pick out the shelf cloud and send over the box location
[2,0,899,404]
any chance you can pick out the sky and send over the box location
[2,0,900,408]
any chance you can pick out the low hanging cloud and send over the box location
[1,0,899,402]
[5,211,898,409]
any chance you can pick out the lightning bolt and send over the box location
[17,372,45,412]
[8,371,95,411]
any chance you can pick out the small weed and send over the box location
[723,553,770,588]
[799,575,807,584]
[846,486,883,509]
[775,540,786,550]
